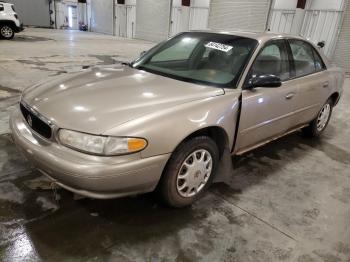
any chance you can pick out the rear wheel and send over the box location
[0,24,15,40]
[159,136,219,208]
[302,98,333,137]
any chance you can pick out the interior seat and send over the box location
[251,55,281,77]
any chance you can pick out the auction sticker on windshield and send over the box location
[205,42,233,52]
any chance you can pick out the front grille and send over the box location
[20,103,52,139]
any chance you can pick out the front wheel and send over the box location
[159,136,219,208]
[302,98,333,137]
[0,24,15,40]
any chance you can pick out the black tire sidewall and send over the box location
[160,136,219,208]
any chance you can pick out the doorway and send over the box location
[169,0,210,37]
[68,5,78,29]
[170,6,182,36]
[126,5,136,38]
[189,6,209,30]
[114,2,136,38]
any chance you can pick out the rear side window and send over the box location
[0,4,4,12]
[312,48,326,71]
[11,5,15,12]
[289,39,324,77]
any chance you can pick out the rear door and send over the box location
[287,39,330,126]
[235,39,298,154]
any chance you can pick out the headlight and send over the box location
[58,129,147,156]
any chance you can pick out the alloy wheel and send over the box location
[1,26,13,38]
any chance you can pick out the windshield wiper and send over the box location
[121,61,134,68]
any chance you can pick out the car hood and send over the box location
[22,65,224,134]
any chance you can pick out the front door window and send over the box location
[250,40,290,81]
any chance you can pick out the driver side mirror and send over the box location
[245,74,282,90]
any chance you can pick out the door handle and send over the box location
[323,81,329,88]
[285,92,295,100]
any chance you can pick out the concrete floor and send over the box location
[0,28,350,262]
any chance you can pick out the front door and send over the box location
[115,4,126,37]
[126,5,136,38]
[170,7,182,37]
[235,39,298,154]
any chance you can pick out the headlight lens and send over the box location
[58,129,147,156]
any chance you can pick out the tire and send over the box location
[0,24,15,40]
[302,98,333,137]
[159,136,219,208]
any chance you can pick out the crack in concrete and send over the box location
[210,190,297,242]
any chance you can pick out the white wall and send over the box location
[273,0,297,10]
[87,0,92,30]
[135,0,171,41]
[8,0,51,27]
[209,0,271,31]
[172,0,182,7]
[307,0,344,10]
[173,0,210,8]
[334,0,350,71]
[192,0,210,8]
[189,0,210,30]
[126,0,136,6]
[181,6,191,32]
[273,0,345,10]
[90,0,113,34]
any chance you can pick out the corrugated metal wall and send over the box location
[334,0,350,72]
[135,0,171,42]
[208,0,271,31]
[7,0,51,27]
[90,0,113,35]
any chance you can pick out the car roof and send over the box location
[188,29,306,42]
[188,29,332,68]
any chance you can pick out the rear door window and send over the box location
[0,4,4,12]
[289,39,323,77]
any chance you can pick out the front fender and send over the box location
[104,91,241,159]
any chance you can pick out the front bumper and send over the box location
[10,108,170,199]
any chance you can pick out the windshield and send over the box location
[133,32,258,87]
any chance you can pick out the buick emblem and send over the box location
[27,115,33,127]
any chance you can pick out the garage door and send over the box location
[90,0,113,35]
[208,0,271,31]
[334,0,350,72]
[135,0,171,42]
[7,0,51,27]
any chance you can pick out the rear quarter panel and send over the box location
[327,63,345,104]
